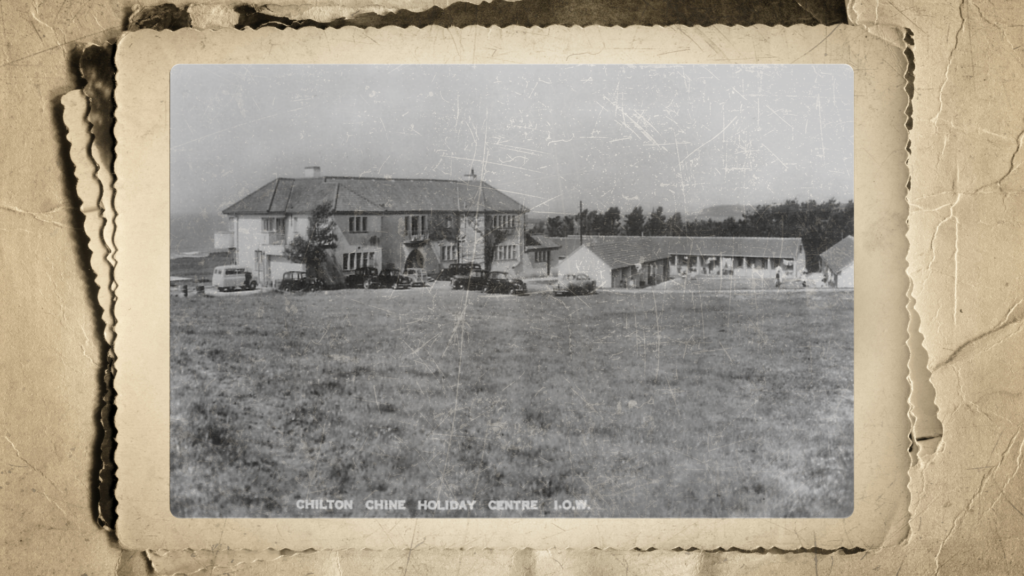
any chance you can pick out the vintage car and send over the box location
[554,273,597,296]
[483,271,527,295]
[436,262,482,282]
[211,265,257,292]
[278,271,321,292]
[402,268,430,287]
[345,266,381,289]
[452,269,489,291]
[377,269,412,289]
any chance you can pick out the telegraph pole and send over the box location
[579,200,584,245]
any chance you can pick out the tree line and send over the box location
[531,199,854,272]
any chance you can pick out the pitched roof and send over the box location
[525,233,562,250]
[559,235,804,268]
[819,235,854,274]
[223,176,528,215]
[580,238,673,269]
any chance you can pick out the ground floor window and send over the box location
[495,244,518,261]
[441,245,459,262]
[342,252,371,270]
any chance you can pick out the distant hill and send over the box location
[171,212,232,256]
[682,204,755,222]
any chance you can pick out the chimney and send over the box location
[304,166,321,178]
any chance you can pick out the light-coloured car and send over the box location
[554,273,597,296]
[402,268,430,287]
[211,265,257,292]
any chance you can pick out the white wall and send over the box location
[235,217,263,270]
[559,246,613,288]
[836,262,854,288]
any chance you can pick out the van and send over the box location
[211,265,257,292]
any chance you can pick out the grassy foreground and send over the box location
[170,286,853,518]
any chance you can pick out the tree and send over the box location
[624,206,645,236]
[285,202,338,283]
[482,228,512,272]
[546,216,566,237]
[562,215,576,236]
[666,212,685,236]
[643,206,667,236]
[428,211,460,242]
[602,206,622,235]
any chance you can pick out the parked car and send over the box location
[452,269,489,290]
[211,265,257,292]
[402,268,430,287]
[345,266,381,289]
[484,271,527,295]
[377,269,412,289]
[278,271,321,292]
[554,273,597,296]
[436,262,482,282]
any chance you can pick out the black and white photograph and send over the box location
[169,64,855,519]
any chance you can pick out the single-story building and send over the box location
[545,235,806,280]
[558,238,673,289]
[819,235,854,288]
[519,233,561,277]
[661,236,806,278]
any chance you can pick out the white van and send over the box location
[211,265,257,292]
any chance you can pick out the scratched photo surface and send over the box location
[169,64,854,518]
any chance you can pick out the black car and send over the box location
[483,271,527,295]
[278,271,322,292]
[345,266,381,289]
[436,262,482,282]
[377,269,412,289]
[452,269,489,290]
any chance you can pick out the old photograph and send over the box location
[169,64,855,518]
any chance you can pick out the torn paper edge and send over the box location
[848,0,945,479]
[61,87,118,531]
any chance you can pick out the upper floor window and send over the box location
[404,215,427,235]
[534,250,549,263]
[349,216,367,233]
[262,217,285,233]
[491,214,515,229]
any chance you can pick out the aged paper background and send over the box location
[113,25,908,553]
[2,1,1021,575]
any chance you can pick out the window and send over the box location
[441,245,459,262]
[342,252,371,271]
[491,214,514,229]
[262,217,285,233]
[404,215,426,235]
[534,250,549,263]
[495,244,518,261]
[348,216,367,233]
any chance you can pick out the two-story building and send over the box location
[222,168,529,286]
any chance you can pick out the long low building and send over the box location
[554,235,807,287]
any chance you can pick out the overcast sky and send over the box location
[171,64,853,218]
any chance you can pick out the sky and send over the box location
[170,64,853,218]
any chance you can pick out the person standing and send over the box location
[775,265,782,288]
[800,268,808,288]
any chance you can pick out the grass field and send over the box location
[170,285,853,518]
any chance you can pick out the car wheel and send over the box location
[363,279,372,289]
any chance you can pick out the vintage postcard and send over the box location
[114,25,910,551]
